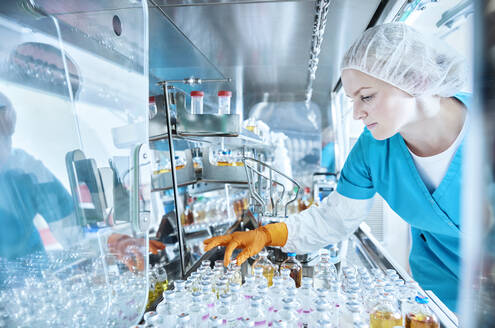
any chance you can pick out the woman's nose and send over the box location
[353,104,367,121]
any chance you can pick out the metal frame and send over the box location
[158,76,230,278]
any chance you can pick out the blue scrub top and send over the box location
[0,149,73,260]
[337,93,470,311]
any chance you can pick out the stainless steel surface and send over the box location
[152,0,382,127]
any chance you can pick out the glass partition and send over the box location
[0,1,149,327]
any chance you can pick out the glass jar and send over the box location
[218,90,232,115]
[252,249,276,287]
[190,91,204,114]
[280,253,302,288]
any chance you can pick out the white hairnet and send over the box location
[340,23,466,97]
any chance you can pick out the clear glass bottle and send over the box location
[277,298,298,328]
[176,312,193,328]
[200,281,216,313]
[252,249,276,287]
[215,280,228,299]
[188,291,208,327]
[313,298,332,324]
[280,253,302,288]
[247,295,267,327]
[256,284,273,312]
[405,296,439,328]
[369,293,403,328]
[314,249,337,284]
[229,283,244,321]
[279,268,292,287]
[208,315,223,328]
[216,293,238,327]
[253,266,268,287]
[227,263,243,285]
[190,91,204,114]
[271,319,288,328]
[242,275,258,300]
[218,90,232,115]
[343,301,366,328]
[299,277,315,326]
[156,291,179,327]
[268,276,286,314]
[241,317,255,327]
[143,311,158,326]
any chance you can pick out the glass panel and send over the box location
[0,1,149,327]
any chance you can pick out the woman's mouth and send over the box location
[366,123,377,129]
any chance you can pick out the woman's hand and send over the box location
[108,234,165,272]
[203,223,288,266]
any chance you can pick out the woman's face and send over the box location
[341,69,416,140]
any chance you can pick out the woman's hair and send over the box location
[340,23,466,97]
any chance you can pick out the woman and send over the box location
[204,23,468,311]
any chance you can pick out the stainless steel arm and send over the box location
[242,156,301,218]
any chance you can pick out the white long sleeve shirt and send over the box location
[281,191,373,254]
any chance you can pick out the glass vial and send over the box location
[190,91,204,114]
[218,90,232,114]
[280,253,302,288]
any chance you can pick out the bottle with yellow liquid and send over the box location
[147,266,158,308]
[154,265,168,300]
[252,249,276,287]
[405,296,439,328]
[370,292,403,328]
[215,149,234,166]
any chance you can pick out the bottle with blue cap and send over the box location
[405,296,439,328]
[279,253,302,288]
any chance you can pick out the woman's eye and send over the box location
[361,95,374,103]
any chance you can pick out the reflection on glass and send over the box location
[0,3,150,327]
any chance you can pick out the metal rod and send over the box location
[162,83,186,279]
[157,77,231,86]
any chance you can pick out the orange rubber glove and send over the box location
[203,223,288,266]
[108,234,166,272]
